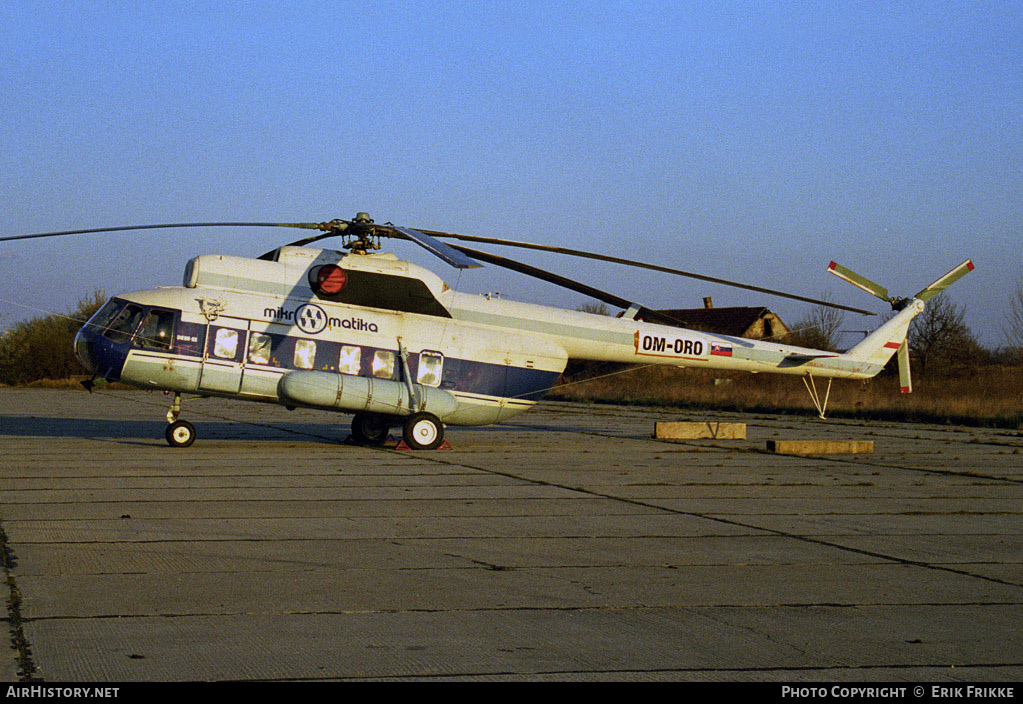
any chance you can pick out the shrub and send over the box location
[0,292,106,385]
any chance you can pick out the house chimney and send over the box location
[703,296,713,309]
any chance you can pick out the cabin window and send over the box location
[213,328,239,359]
[294,339,316,370]
[104,304,145,344]
[371,350,395,379]
[136,309,176,350]
[248,333,272,365]
[417,351,443,387]
[339,345,361,375]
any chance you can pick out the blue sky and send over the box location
[2,1,1021,346]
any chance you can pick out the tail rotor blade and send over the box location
[827,261,891,303]
[897,340,912,394]
[913,259,975,302]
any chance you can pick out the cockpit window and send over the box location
[136,309,176,350]
[104,304,145,344]
[83,299,125,335]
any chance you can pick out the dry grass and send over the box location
[548,363,1023,429]
[1,377,132,390]
[5,367,1020,430]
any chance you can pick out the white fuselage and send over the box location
[78,247,918,428]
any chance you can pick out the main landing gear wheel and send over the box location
[351,412,391,445]
[165,420,196,448]
[402,412,444,451]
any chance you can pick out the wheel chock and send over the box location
[395,440,453,451]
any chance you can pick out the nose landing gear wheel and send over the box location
[402,412,444,451]
[165,420,196,448]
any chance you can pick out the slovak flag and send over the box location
[710,343,732,357]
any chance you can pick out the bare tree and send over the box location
[909,293,982,372]
[577,301,611,316]
[786,294,846,351]
[1005,278,1023,351]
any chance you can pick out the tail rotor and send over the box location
[828,259,974,393]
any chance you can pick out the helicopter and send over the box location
[1,213,973,449]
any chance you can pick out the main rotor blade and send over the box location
[2,219,482,271]
[450,244,690,328]
[259,230,338,259]
[281,232,336,248]
[424,231,875,316]
[389,225,481,269]
[0,222,325,243]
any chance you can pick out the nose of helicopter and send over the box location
[74,323,99,374]
[72,298,134,382]
[73,321,131,382]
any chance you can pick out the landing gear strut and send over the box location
[164,392,196,447]
[803,374,833,420]
[165,419,196,447]
[350,411,447,450]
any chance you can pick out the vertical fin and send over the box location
[842,301,924,366]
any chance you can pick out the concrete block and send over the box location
[766,439,874,455]
[654,421,747,440]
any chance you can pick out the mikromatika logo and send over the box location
[295,303,328,334]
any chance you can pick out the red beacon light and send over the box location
[311,264,347,295]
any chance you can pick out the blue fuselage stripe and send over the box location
[86,317,561,402]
